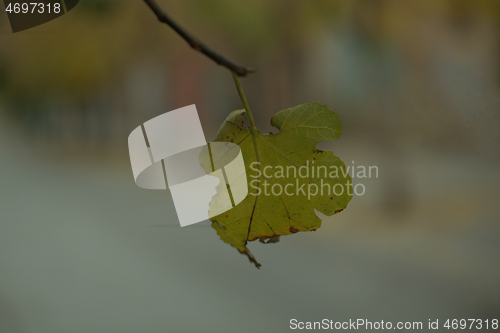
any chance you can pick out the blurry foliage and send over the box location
[0,2,134,98]
[78,0,115,14]
[0,0,342,117]
[0,0,499,156]
[181,0,340,54]
[1,0,498,101]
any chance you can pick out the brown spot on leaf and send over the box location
[289,226,299,233]
[334,209,344,214]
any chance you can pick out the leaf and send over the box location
[206,102,352,268]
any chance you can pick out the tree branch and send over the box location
[143,0,255,77]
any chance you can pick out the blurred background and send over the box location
[1,0,499,332]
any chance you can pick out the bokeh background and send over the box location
[1,0,499,332]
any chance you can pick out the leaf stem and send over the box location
[232,71,261,253]
[231,71,260,163]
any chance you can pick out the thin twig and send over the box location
[143,0,255,77]
[231,72,256,130]
[231,71,260,167]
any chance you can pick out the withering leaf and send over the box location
[204,102,352,268]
